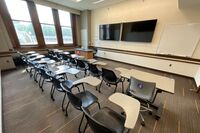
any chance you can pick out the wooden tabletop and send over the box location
[115,67,175,94]
[109,93,140,129]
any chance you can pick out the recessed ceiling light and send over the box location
[93,0,105,4]
[72,0,82,2]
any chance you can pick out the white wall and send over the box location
[91,0,200,59]
[0,15,16,70]
[97,50,200,78]
[194,67,200,87]
[0,14,13,52]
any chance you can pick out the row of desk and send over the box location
[24,50,175,130]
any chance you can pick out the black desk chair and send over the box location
[49,75,67,111]
[61,54,70,65]
[81,106,125,133]
[76,59,88,77]
[69,57,77,67]
[37,67,52,91]
[88,63,102,78]
[99,68,123,93]
[126,76,161,126]
[61,83,100,133]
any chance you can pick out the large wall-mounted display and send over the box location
[121,19,157,42]
[99,19,157,42]
[99,23,121,41]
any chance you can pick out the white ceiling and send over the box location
[46,0,127,11]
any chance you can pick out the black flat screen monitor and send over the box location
[99,23,121,41]
[121,19,157,42]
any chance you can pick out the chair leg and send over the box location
[50,86,55,101]
[79,113,85,133]
[140,113,145,126]
[35,73,40,83]
[96,102,101,109]
[29,68,33,77]
[84,70,87,77]
[62,92,67,112]
[82,84,85,91]
[99,79,103,93]
[121,78,125,93]
[77,86,80,92]
[114,84,118,93]
[65,101,70,116]
[33,70,37,82]
[40,78,45,92]
[83,122,88,133]
[38,76,42,87]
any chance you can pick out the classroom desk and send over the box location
[63,52,70,55]
[56,65,70,70]
[115,67,175,119]
[86,59,98,64]
[73,76,101,91]
[54,67,80,79]
[27,53,40,58]
[29,55,45,61]
[109,93,140,129]
[71,54,85,59]
[39,60,55,65]
[92,61,107,66]
[115,67,175,94]
[25,51,36,55]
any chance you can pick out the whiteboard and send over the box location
[157,23,200,57]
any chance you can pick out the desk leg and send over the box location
[82,83,85,91]
[121,77,125,93]
[98,80,103,93]
[150,103,163,120]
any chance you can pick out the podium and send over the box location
[75,48,93,59]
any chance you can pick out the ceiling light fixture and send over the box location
[72,0,82,2]
[93,0,105,4]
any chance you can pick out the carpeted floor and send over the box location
[2,59,200,133]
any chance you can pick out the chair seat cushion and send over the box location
[104,77,121,85]
[76,91,98,108]
[93,107,125,133]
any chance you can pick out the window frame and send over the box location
[58,10,74,45]
[36,4,58,45]
[0,0,77,49]
[4,0,38,46]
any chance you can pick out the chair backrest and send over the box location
[67,91,82,110]
[102,68,117,82]
[62,54,70,61]
[77,59,86,68]
[126,77,157,103]
[81,107,115,133]
[69,57,77,65]
[88,64,98,73]
[50,75,62,89]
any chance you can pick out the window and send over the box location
[5,0,37,45]
[58,10,73,44]
[36,4,57,44]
